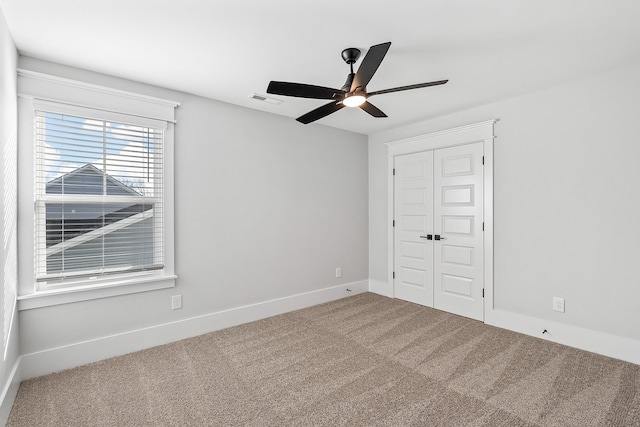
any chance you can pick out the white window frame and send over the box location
[16,70,179,310]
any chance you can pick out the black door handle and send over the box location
[419,234,433,240]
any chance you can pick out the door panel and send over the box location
[441,274,473,298]
[393,151,434,306]
[433,143,484,320]
[441,244,474,266]
[442,216,474,234]
[442,185,474,205]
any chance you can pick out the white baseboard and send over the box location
[20,280,369,380]
[367,280,640,365]
[486,308,640,365]
[0,358,21,425]
[17,279,639,386]
[369,279,393,297]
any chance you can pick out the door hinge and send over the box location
[393,271,395,279]
[482,289,485,298]
[393,168,396,175]
[482,156,485,165]
[482,222,484,231]
[393,220,395,227]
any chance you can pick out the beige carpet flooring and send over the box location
[7,292,640,426]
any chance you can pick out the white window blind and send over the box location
[34,108,165,287]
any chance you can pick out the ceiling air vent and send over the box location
[249,93,283,105]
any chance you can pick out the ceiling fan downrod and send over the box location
[341,48,360,92]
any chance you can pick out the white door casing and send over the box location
[393,151,434,306]
[433,142,484,320]
[386,120,496,322]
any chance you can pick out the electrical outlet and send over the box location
[172,294,182,310]
[336,267,342,278]
[553,297,565,313]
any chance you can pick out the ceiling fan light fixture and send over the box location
[266,42,448,124]
[343,94,366,108]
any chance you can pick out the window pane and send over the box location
[35,109,163,283]
[45,202,155,275]
[39,113,162,197]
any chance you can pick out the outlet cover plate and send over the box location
[553,297,565,313]
[172,295,182,310]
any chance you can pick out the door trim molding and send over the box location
[386,120,498,156]
[385,119,498,319]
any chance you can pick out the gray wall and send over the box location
[369,61,640,341]
[0,5,20,422]
[18,57,368,354]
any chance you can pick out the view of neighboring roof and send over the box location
[46,163,142,196]
[44,164,151,249]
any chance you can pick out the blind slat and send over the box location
[35,109,165,285]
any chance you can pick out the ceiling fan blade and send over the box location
[296,101,345,124]
[368,80,449,97]
[267,81,344,99]
[350,42,391,92]
[359,101,387,118]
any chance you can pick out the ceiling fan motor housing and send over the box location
[341,73,355,92]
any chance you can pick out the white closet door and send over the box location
[433,142,484,320]
[393,151,434,306]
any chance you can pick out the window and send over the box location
[34,105,166,289]
[17,70,177,308]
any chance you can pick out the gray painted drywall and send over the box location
[0,6,20,420]
[17,57,368,354]
[369,61,640,341]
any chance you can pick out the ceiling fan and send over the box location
[267,42,448,124]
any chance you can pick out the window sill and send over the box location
[17,273,177,311]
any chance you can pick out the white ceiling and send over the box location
[2,0,640,135]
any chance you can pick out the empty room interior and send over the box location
[0,0,639,425]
